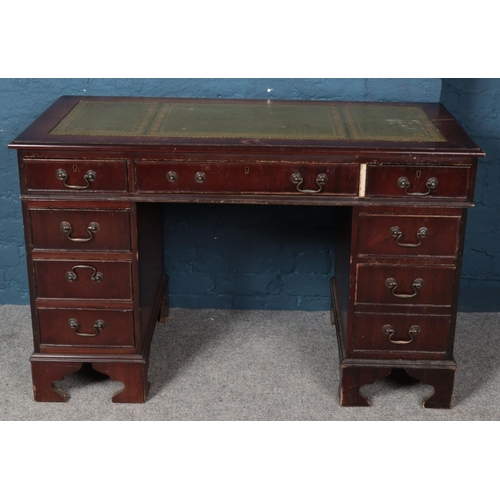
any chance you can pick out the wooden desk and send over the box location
[9,97,484,408]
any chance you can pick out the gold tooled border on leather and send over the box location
[50,100,446,142]
[50,101,165,137]
[338,105,446,142]
[146,102,342,140]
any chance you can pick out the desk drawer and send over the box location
[365,165,471,200]
[25,159,128,193]
[34,260,132,300]
[38,308,135,348]
[355,264,456,306]
[357,213,461,257]
[135,160,359,195]
[352,312,450,356]
[30,208,131,251]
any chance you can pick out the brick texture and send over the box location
[441,79,500,298]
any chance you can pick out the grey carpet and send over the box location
[0,305,499,420]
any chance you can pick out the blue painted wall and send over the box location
[3,78,496,311]
[441,79,500,310]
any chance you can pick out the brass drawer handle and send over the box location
[65,265,104,283]
[291,173,328,193]
[55,168,97,190]
[390,226,428,247]
[385,277,424,299]
[68,318,105,337]
[166,171,178,182]
[397,176,438,196]
[195,172,206,183]
[382,324,421,344]
[59,221,100,242]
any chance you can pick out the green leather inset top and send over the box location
[50,100,446,142]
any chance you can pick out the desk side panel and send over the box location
[333,207,354,357]
[135,202,165,354]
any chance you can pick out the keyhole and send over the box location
[416,170,421,178]
[72,164,78,172]
[245,166,250,174]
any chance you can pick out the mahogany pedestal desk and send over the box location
[9,97,485,408]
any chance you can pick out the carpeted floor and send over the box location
[0,305,499,420]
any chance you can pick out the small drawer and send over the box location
[34,260,132,300]
[355,264,455,307]
[135,160,359,196]
[357,213,461,257]
[30,208,131,251]
[25,159,128,192]
[352,312,450,355]
[365,165,471,200]
[38,308,135,348]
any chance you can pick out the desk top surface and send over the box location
[10,96,484,155]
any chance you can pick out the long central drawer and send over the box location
[135,160,359,195]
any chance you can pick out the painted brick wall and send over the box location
[1,78,443,308]
[441,79,500,310]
